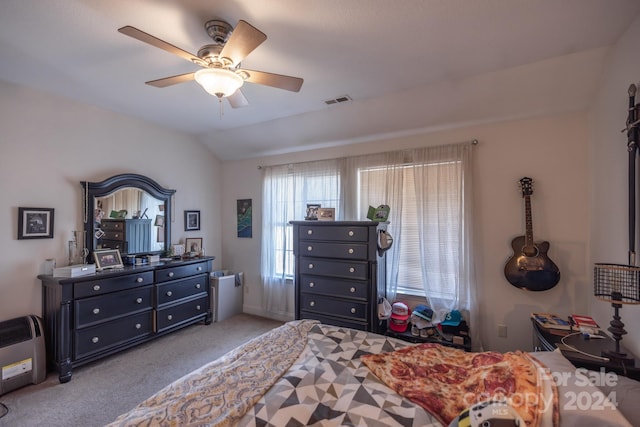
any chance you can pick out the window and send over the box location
[358,160,461,299]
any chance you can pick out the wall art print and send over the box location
[237,199,252,238]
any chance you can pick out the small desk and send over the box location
[531,319,640,380]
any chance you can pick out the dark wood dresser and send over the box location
[39,257,213,383]
[291,221,386,333]
[98,218,152,254]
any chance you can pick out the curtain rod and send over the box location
[257,139,478,170]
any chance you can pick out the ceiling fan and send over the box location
[118,19,303,108]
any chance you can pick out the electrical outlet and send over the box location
[498,324,507,337]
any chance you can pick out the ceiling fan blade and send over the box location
[118,26,201,64]
[240,69,303,92]
[146,72,195,88]
[227,89,249,108]
[219,20,267,66]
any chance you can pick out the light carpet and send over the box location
[0,314,284,427]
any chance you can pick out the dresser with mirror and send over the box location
[40,174,214,383]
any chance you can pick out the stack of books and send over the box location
[531,313,572,335]
[571,314,600,334]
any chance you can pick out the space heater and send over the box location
[0,315,46,395]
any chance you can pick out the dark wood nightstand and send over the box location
[531,318,640,380]
[387,328,471,351]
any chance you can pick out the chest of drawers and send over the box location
[98,218,152,254]
[40,257,213,383]
[291,221,386,333]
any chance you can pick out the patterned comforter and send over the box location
[108,319,439,426]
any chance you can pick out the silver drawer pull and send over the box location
[168,272,174,277]
[196,305,201,310]
[308,263,314,269]
[92,308,100,315]
[309,282,315,288]
[349,267,355,273]
[307,229,313,235]
[307,245,313,251]
[136,297,143,304]
[93,285,101,291]
[135,323,141,329]
[197,266,202,271]
[348,230,354,236]
[167,314,173,320]
[348,248,354,254]
[309,301,315,307]
[350,308,356,314]
[195,283,201,289]
[92,337,99,344]
[350,287,356,293]
[115,224,121,229]
[166,291,173,297]
[136,277,144,283]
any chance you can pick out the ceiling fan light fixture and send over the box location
[194,68,244,98]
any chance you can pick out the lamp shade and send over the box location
[593,263,640,304]
[194,68,244,98]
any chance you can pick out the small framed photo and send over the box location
[185,237,203,255]
[305,204,321,220]
[93,249,124,271]
[18,207,54,239]
[184,210,200,231]
[317,207,335,221]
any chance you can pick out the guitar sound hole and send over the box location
[521,246,539,257]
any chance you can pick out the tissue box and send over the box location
[53,264,96,278]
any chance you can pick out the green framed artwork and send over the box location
[237,199,252,238]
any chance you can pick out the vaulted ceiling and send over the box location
[1,0,639,160]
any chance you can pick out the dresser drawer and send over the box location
[299,225,370,242]
[74,285,153,328]
[74,271,153,298]
[299,275,368,300]
[299,257,369,280]
[300,294,368,321]
[156,275,208,306]
[103,230,125,241]
[97,239,128,253]
[74,310,153,360]
[299,241,369,260]
[299,311,368,331]
[157,295,208,331]
[155,261,209,283]
[100,220,124,231]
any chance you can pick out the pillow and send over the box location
[596,371,640,427]
[530,350,632,427]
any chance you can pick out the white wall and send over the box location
[0,80,223,320]
[222,111,590,351]
[589,14,640,358]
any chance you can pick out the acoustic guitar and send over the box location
[504,177,560,291]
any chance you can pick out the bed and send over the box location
[106,320,639,427]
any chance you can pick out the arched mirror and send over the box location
[82,174,175,259]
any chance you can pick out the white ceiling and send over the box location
[1,0,639,161]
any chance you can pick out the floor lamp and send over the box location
[593,263,640,365]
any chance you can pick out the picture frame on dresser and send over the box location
[185,237,203,254]
[184,210,200,231]
[93,249,124,270]
[17,207,54,239]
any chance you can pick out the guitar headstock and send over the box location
[519,177,533,197]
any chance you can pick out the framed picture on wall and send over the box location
[237,199,252,238]
[18,207,54,239]
[184,210,200,231]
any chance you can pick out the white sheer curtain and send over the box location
[261,160,342,318]
[411,143,480,349]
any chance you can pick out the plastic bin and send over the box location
[210,271,243,322]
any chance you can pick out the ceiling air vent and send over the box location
[324,95,352,106]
